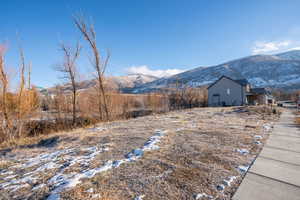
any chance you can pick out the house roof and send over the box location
[249,88,269,95]
[207,75,248,89]
[235,79,249,86]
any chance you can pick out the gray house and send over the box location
[207,76,273,106]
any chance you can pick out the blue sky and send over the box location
[2,0,300,88]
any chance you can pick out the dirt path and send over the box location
[0,107,278,200]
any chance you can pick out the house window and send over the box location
[227,88,230,95]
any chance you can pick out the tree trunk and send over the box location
[72,88,76,125]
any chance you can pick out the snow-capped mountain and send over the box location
[275,50,300,60]
[110,74,158,88]
[128,50,300,93]
[45,74,158,94]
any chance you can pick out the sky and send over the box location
[2,0,300,88]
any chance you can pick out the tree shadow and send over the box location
[20,136,60,149]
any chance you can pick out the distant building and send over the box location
[207,76,274,106]
[247,87,274,105]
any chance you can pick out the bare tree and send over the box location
[0,43,40,141]
[28,62,31,90]
[0,45,11,139]
[56,42,81,125]
[16,45,26,137]
[73,15,110,121]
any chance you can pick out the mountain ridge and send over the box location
[127,50,300,93]
[44,74,159,94]
[44,50,300,94]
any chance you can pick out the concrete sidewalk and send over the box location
[233,109,300,200]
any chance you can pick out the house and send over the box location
[246,88,274,105]
[207,76,273,106]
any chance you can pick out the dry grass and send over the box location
[62,187,121,200]
[295,117,300,125]
[0,106,279,200]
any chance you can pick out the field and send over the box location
[0,106,278,200]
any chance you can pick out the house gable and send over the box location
[208,76,246,106]
[208,76,242,90]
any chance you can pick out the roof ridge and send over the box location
[208,75,248,89]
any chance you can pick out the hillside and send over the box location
[128,50,300,93]
[44,74,158,94]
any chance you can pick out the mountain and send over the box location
[45,74,158,95]
[108,74,158,89]
[275,50,300,60]
[127,50,300,93]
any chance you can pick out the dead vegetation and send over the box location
[0,44,40,143]
[295,116,300,125]
[74,14,110,121]
[0,80,208,145]
[0,106,279,200]
[56,42,81,125]
[0,14,209,145]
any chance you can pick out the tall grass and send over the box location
[0,85,208,144]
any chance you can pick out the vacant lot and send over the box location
[0,106,278,200]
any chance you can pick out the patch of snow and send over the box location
[6,183,29,193]
[176,128,184,131]
[125,149,144,160]
[134,195,145,200]
[263,124,272,132]
[86,188,94,193]
[1,144,109,194]
[142,130,166,151]
[18,148,74,169]
[222,176,237,186]
[87,127,107,132]
[254,135,263,140]
[216,184,225,191]
[46,130,167,200]
[236,148,249,155]
[255,141,262,145]
[91,194,101,199]
[3,174,17,180]
[32,183,46,191]
[238,165,250,173]
[47,192,60,200]
[194,193,214,199]
[0,171,14,176]
[36,161,59,171]
[68,146,109,167]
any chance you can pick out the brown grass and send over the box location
[62,187,121,200]
[0,106,279,199]
[295,117,300,125]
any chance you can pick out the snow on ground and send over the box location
[194,193,214,199]
[238,165,250,173]
[134,195,145,200]
[263,123,273,132]
[254,135,263,140]
[236,148,249,155]
[0,107,278,200]
[222,176,237,187]
[87,127,107,132]
[47,130,166,199]
[0,144,110,197]
[0,130,166,200]
[216,176,238,193]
